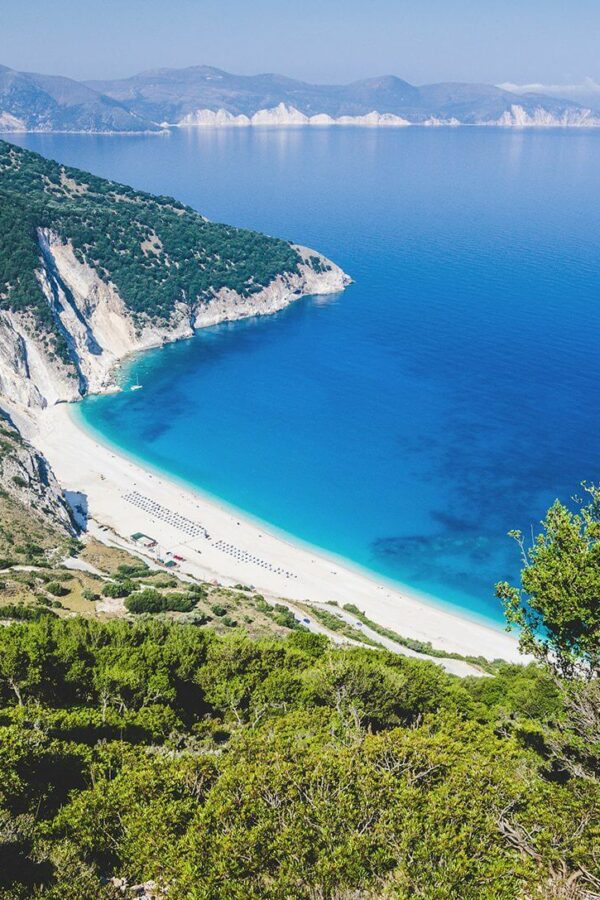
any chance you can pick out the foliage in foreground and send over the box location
[0,616,598,899]
[497,483,600,679]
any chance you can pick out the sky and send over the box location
[1,0,599,87]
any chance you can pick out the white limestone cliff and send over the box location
[178,105,412,128]
[251,104,310,126]
[194,245,351,327]
[423,117,461,127]
[0,230,350,432]
[178,108,252,127]
[482,104,600,127]
[177,102,600,129]
[0,417,76,533]
[335,111,411,127]
[0,112,27,131]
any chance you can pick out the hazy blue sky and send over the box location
[1,0,598,86]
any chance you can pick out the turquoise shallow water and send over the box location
[11,128,600,624]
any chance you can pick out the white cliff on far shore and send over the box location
[176,101,600,129]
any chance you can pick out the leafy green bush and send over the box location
[0,602,56,620]
[165,593,196,613]
[0,615,596,899]
[101,581,132,599]
[116,562,149,578]
[124,589,165,614]
[271,604,302,630]
[124,589,197,614]
[210,603,227,617]
[149,574,178,589]
[45,581,69,597]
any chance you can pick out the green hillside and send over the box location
[0,486,597,898]
[0,139,302,332]
[0,619,598,899]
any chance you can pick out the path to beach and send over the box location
[33,402,523,666]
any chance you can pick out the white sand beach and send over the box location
[32,402,523,667]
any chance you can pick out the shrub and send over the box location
[211,604,227,617]
[150,574,178,588]
[125,589,198,615]
[0,603,56,620]
[116,562,149,578]
[46,581,69,598]
[271,604,301,630]
[125,589,165,614]
[20,543,44,558]
[102,581,132,599]
[165,593,196,613]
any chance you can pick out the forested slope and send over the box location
[0,140,347,411]
[0,489,598,899]
[0,619,597,899]
[0,139,304,327]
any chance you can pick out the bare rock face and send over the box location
[36,228,196,398]
[0,417,76,534]
[0,230,350,427]
[178,104,414,128]
[485,104,600,127]
[0,309,78,411]
[194,244,351,327]
[0,222,348,543]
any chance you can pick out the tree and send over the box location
[0,623,49,705]
[496,484,600,679]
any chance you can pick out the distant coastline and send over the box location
[173,102,600,129]
[5,106,600,135]
[3,61,600,132]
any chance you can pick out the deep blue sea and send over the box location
[11,128,600,624]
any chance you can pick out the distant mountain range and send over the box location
[1,63,599,132]
[0,65,159,133]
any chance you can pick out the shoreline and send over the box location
[32,401,523,665]
[77,388,507,636]
[5,123,600,136]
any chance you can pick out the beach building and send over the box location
[130,532,157,549]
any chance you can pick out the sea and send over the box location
[10,127,600,625]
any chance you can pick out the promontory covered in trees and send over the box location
[0,139,348,415]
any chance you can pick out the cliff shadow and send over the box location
[64,491,88,531]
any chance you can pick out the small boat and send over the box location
[131,379,142,391]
